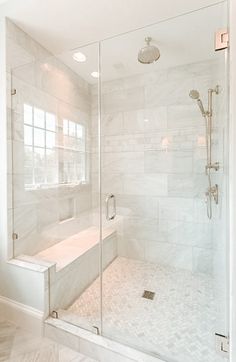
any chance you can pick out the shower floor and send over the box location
[58,257,227,362]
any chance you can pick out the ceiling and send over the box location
[59,2,226,83]
[0,0,225,54]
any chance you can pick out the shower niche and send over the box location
[10,2,229,362]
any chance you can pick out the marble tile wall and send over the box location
[91,59,226,274]
[6,19,94,257]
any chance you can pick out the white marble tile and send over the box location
[102,152,144,174]
[115,195,159,219]
[123,174,168,196]
[158,197,194,222]
[0,320,94,362]
[57,257,227,362]
[101,112,123,136]
[123,109,146,133]
[102,87,145,113]
[145,241,193,270]
[144,150,193,174]
[193,247,213,274]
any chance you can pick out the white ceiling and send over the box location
[0,0,225,54]
[59,2,226,83]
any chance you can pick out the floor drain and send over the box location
[142,290,155,300]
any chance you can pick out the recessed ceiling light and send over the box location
[91,71,99,78]
[73,52,86,62]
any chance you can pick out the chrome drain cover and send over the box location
[142,290,155,300]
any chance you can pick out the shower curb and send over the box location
[44,317,166,362]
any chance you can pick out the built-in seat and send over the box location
[17,225,117,311]
[35,226,115,271]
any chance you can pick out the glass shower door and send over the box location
[100,3,229,362]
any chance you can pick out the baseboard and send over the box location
[0,295,44,336]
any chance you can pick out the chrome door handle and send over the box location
[105,194,116,221]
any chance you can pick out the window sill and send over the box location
[25,181,89,191]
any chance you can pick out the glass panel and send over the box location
[24,104,33,125]
[100,3,228,362]
[63,119,68,134]
[24,125,33,146]
[34,107,45,128]
[10,40,100,333]
[34,128,45,147]
[69,120,76,136]
[46,131,55,148]
[46,112,56,131]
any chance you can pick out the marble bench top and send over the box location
[35,226,115,271]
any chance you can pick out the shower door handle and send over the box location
[105,194,116,221]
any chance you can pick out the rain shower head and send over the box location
[138,37,160,64]
[189,89,206,117]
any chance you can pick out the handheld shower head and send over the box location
[189,90,200,100]
[189,89,206,117]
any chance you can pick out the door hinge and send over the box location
[51,310,58,319]
[92,325,100,335]
[215,29,229,51]
[215,333,229,356]
[12,233,18,241]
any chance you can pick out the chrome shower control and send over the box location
[205,162,220,174]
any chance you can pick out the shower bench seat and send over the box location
[35,226,116,271]
[17,226,117,311]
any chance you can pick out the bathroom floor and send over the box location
[59,256,228,362]
[0,320,97,362]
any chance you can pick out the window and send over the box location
[24,104,58,188]
[61,119,86,183]
[23,104,87,189]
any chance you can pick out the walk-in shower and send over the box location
[9,2,229,362]
[189,86,220,219]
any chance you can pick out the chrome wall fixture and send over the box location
[189,85,220,219]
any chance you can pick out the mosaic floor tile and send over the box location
[59,257,228,362]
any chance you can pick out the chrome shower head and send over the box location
[138,37,160,64]
[189,89,206,117]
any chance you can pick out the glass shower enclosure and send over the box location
[10,2,229,362]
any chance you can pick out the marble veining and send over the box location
[0,320,97,362]
[58,257,228,362]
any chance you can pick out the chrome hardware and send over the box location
[212,184,219,204]
[12,233,18,241]
[215,333,229,356]
[205,162,220,174]
[215,29,229,51]
[189,85,220,219]
[51,310,58,319]
[105,194,116,221]
[205,184,219,205]
[92,326,100,335]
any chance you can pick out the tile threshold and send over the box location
[45,317,167,362]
